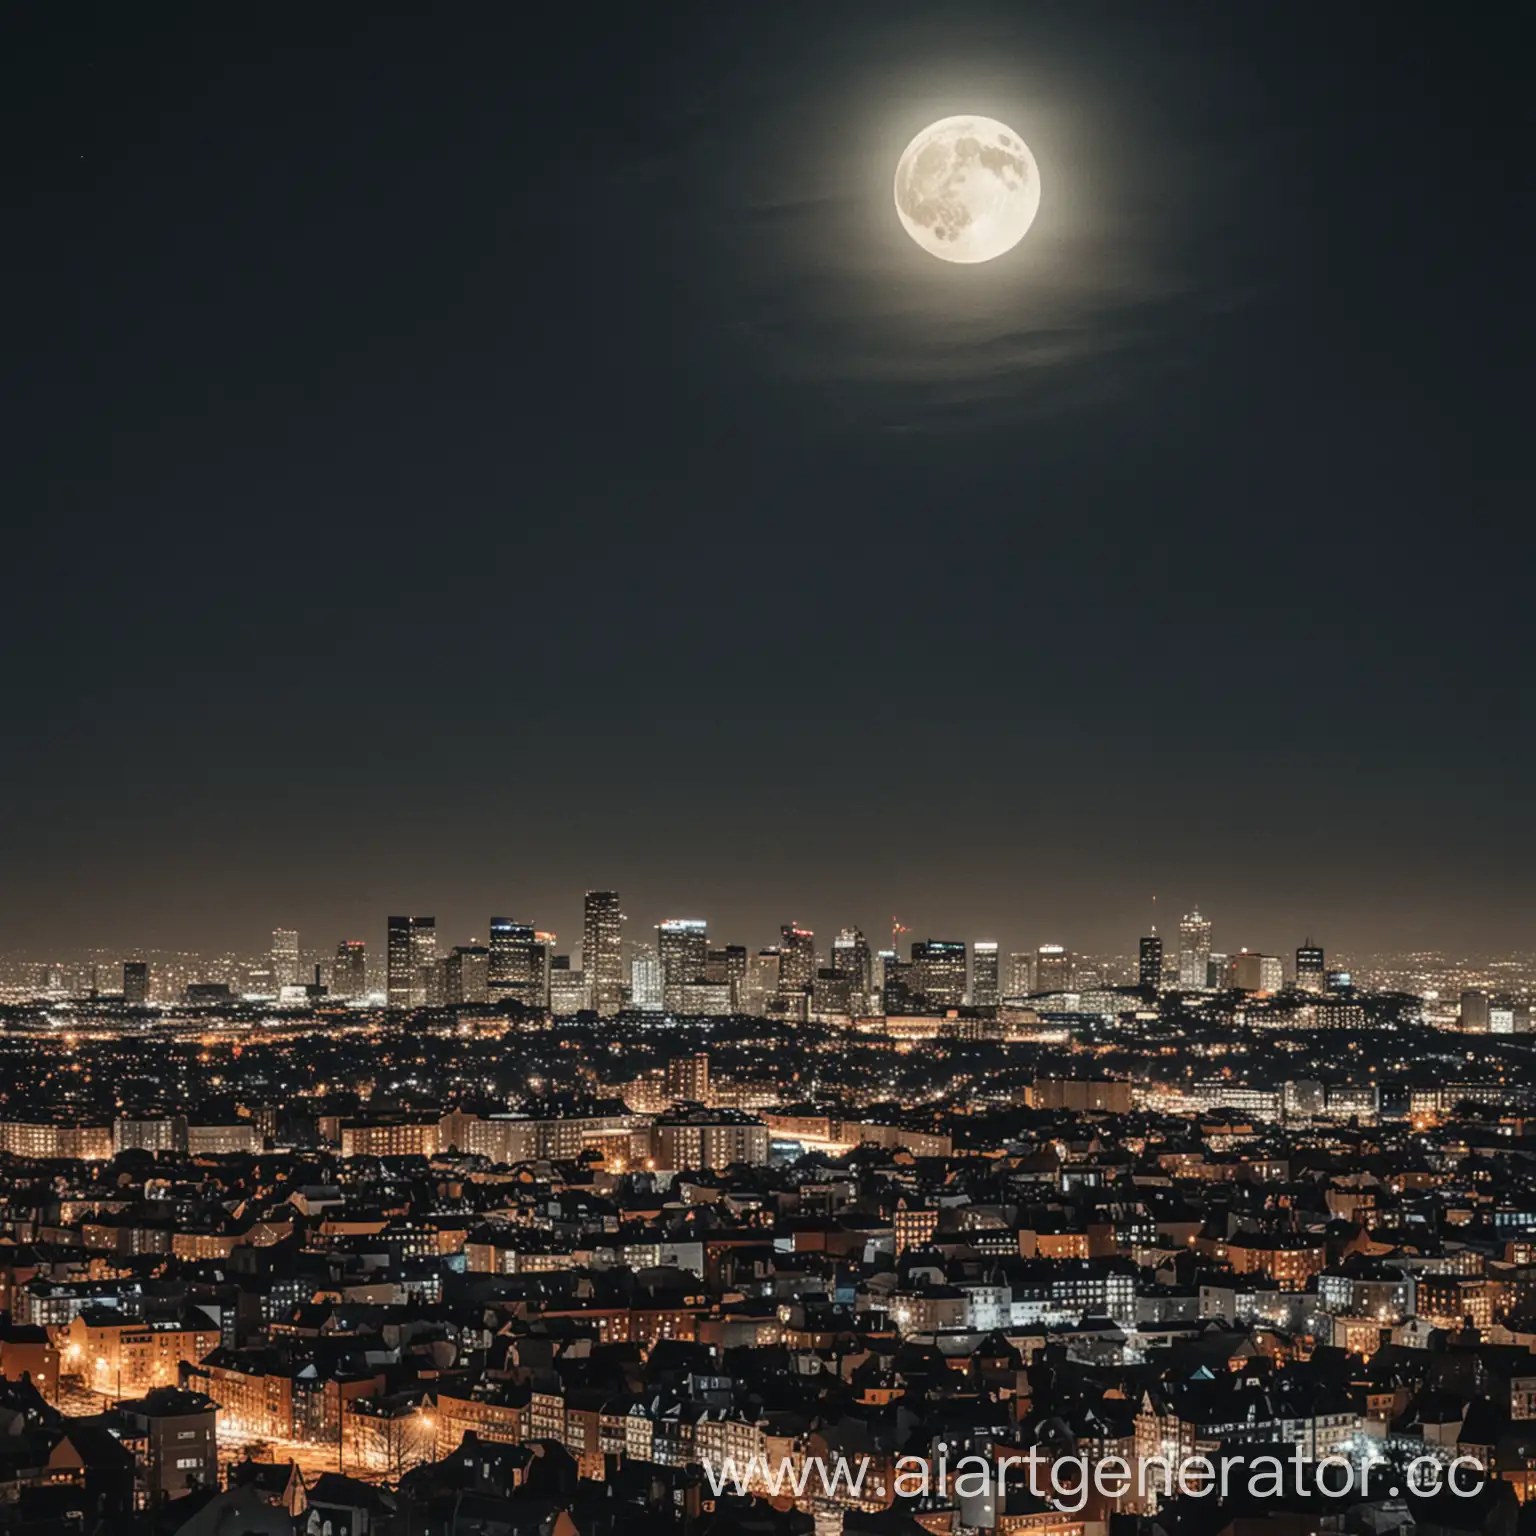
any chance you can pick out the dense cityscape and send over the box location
[0,895,1530,1534]
[11,0,1531,1532]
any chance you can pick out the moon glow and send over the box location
[894,115,1041,265]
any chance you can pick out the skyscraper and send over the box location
[831,928,873,1013]
[533,931,556,1009]
[1008,952,1033,996]
[386,915,436,1009]
[881,958,915,1014]
[970,941,1000,1007]
[445,945,490,1004]
[123,960,149,1006]
[1034,944,1074,994]
[547,956,589,1015]
[1295,941,1325,994]
[710,945,748,1010]
[1138,934,1163,991]
[582,891,625,1015]
[812,967,853,1018]
[1178,908,1212,990]
[630,947,664,1012]
[386,916,411,1008]
[488,917,518,992]
[911,940,967,1009]
[487,919,544,1005]
[745,947,780,1015]
[777,925,816,1009]
[423,959,447,1008]
[270,928,300,988]
[333,940,367,1000]
[657,919,709,1013]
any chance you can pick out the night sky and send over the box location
[6,2,1531,959]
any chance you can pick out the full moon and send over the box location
[894,115,1041,265]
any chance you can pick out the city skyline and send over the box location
[3,894,1349,974]
[0,880,1509,968]
[0,893,1498,1019]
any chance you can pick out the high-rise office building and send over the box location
[812,968,854,1018]
[657,919,709,1012]
[911,940,967,1009]
[423,959,447,1008]
[123,961,149,1006]
[270,928,301,988]
[1460,989,1490,1033]
[1034,944,1073,994]
[778,925,816,1008]
[386,916,437,1009]
[533,932,556,1008]
[445,945,490,1005]
[970,941,1000,1007]
[831,929,873,1013]
[413,923,438,1003]
[710,945,749,1010]
[1178,908,1212,990]
[548,957,589,1015]
[487,919,545,1006]
[488,917,520,992]
[1008,952,1033,996]
[1231,950,1284,994]
[1138,934,1164,991]
[630,947,664,1012]
[582,891,625,1015]
[882,958,915,1014]
[745,948,780,1015]
[332,940,367,1000]
[1295,942,1325,994]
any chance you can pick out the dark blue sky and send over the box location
[5,1,1531,959]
